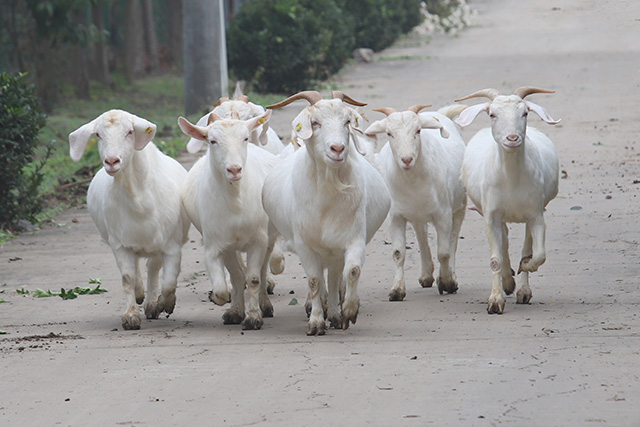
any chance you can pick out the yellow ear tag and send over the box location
[258,117,266,124]
[295,123,303,131]
[145,126,153,134]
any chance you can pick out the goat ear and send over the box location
[291,109,313,140]
[350,126,377,157]
[69,116,100,162]
[419,114,449,138]
[455,102,490,127]
[247,110,272,146]
[131,114,156,151]
[178,117,209,153]
[524,100,561,125]
[364,119,386,137]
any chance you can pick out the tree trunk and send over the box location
[183,0,228,116]
[141,0,159,73]
[92,2,111,85]
[124,0,145,81]
[167,0,183,70]
[72,7,90,99]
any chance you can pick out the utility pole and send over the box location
[183,0,228,116]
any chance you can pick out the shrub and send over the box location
[0,72,50,229]
[227,0,354,93]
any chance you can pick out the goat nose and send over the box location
[507,134,520,142]
[104,156,120,167]
[401,156,413,166]
[227,165,242,176]
[330,144,345,154]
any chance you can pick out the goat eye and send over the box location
[522,112,529,117]
[489,114,496,119]
[127,130,133,136]
[311,120,320,128]
[209,140,217,145]
[95,133,101,139]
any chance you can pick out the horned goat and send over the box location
[68,109,190,330]
[263,91,391,335]
[365,104,467,301]
[455,86,560,314]
[178,110,277,330]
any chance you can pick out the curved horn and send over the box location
[455,88,501,102]
[331,91,367,107]
[267,91,323,109]
[373,107,397,116]
[513,86,555,99]
[213,97,230,107]
[207,112,223,125]
[236,94,250,103]
[407,104,432,114]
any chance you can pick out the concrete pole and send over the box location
[183,0,229,116]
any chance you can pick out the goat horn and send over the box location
[407,104,432,114]
[230,110,240,120]
[267,91,323,109]
[373,107,397,116]
[207,112,223,125]
[331,91,367,107]
[513,86,555,99]
[236,94,250,103]
[213,97,230,107]
[455,88,501,102]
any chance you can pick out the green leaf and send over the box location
[0,298,6,303]
[16,288,30,295]
[89,278,101,284]
[0,330,8,334]
[288,297,298,306]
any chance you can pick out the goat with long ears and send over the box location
[455,86,560,314]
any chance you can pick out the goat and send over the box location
[365,104,467,301]
[69,109,190,330]
[178,110,276,330]
[263,91,391,335]
[455,86,560,314]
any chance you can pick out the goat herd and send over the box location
[68,86,560,335]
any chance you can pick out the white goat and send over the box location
[263,91,391,335]
[365,104,467,301]
[68,109,190,330]
[178,110,276,330]
[187,86,285,156]
[455,86,560,314]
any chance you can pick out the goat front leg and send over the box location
[242,242,270,330]
[414,222,435,290]
[157,247,182,316]
[298,246,326,335]
[485,214,506,314]
[388,215,409,301]
[222,251,246,325]
[113,248,141,330]
[327,263,344,328]
[433,214,458,295]
[205,247,230,306]
[517,221,540,304]
[520,215,546,273]
[144,255,163,319]
[341,243,366,329]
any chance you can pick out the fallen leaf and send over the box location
[288,298,298,305]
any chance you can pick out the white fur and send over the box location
[178,111,277,330]
[365,107,467,301]
[456,94,559,314]
[262,99,391,335]
[68,109,190,330]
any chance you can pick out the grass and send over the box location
[30,72,287,224]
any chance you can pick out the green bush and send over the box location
[0,72,50,229]
[227,0,355,93]
[227,0,423,94]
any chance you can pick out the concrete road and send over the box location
[2,0,639,425]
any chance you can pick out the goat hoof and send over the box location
[307,319,327,336]
[159,294,176,315]
[260,300,274,318]
[503,274,516,295]
[222,309,245,325]
[388,288,406,302]
[269,255,285,275]
[437,278,458,295]
[487,297,505,314]
[419,277,434,288]
[144,302,161,320]
[122,312,141,330]
[209,290,230,306]
[516,287,533,304]
[328,313,343,329]
[241,311,263,330]
[266,277,276,295]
